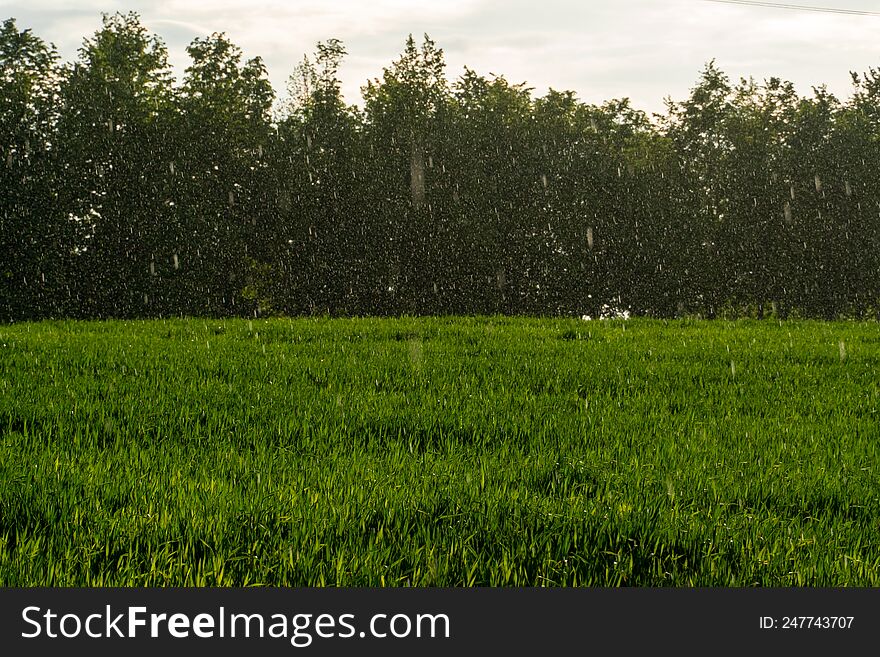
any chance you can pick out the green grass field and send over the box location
[1,317,878,586]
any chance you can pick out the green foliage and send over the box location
[162,30,277,317]
[241,257,280,316]
[1,317,879,586]
[53,12,176,318]
[0,19,64,320]
[3,13,880,320]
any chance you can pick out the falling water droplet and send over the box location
[173,253,179,270]
[783,201,793,225]
[587,226,594,250]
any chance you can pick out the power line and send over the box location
[699,0,880,17]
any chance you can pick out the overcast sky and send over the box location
[2,0,879,116]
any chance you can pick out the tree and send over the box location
[784,87,842,318]
[55,12,175,317]
[362,34,449,313]
[173,31,274,316]
[445,69,535,314]
[587,98,672,318]
[832,70,880,317]
[663,61,734,316]
[0,18,64,319]
[718,76,800,317]
[273,39,368,315]
[4,19,878,321]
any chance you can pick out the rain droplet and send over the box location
[541,174,548,189]
[586,226,594,250]
[814,174,822,193]
[172,253,179,270]
[845,181,852,197]
[839,340,846,362]
[783,201,793,225]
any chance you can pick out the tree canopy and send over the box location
[3,13,879,321]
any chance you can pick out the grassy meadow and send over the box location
[1,316,878,586]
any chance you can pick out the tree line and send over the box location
[3,12,879,321]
